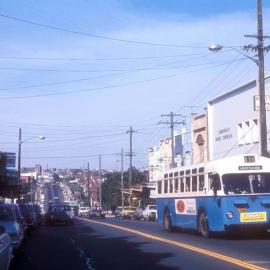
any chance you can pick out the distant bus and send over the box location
[156,155,270,237]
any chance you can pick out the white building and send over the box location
[148,128,191,181]
[208,75,270,160]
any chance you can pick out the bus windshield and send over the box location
[223,173,270,194]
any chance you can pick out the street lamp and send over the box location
[208,1,270,157]
[18,128,45,201]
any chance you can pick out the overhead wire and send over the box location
[0,13,211,49]
[0,58,247,100]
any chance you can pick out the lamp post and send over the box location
[18,128,45,202]
[209,1,270,157]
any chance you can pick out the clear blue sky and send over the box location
[0,0,269,170]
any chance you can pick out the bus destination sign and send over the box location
[238,165,262,171]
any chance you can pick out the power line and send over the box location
[0,58,246,100]
[0,52,210,62]
[0,13,211,49]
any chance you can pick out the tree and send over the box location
[101,168,147,210]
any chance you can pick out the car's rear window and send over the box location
[52,205,71,212]
[0,207,14,221]
[149,206,157,210]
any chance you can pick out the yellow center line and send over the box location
[85,218,267,270]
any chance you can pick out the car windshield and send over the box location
[0,207,14,221]
[52,205,71,212]
[149,206,157,210]
[223,173,270,194]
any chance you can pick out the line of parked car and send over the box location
[78,206,106,219]
[115,205,157,221]
[0,202,42,270]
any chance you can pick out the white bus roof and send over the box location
[157,155,270,179]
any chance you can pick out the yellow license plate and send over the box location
[240,212,267,223]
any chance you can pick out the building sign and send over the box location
[215,127,233,142]
[238,165,262,171]
[253,95,270,111]
[175,199,196,215]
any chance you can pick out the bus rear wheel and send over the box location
[164,209,173,232]
[198,211,210,238]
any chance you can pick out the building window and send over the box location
[238,119,259,146]
[196,134,204,162]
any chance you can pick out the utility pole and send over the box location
[99,154,102,207]
[160,112,185,168]
[18,128,22,184]
[244,0,270,157]
[121,148,124,207]
[126,126,136,189]
[87,162,91,208]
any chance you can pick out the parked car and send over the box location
[89,207,105,218]
[133,207,144,220]
[0,204,24,249]
[10,204,27,236]
[78,206,90,217]
[0,226,12,270]
[114,207,123,218]
[26,204,39,230]
[32,204,42,226]
[141,205,157,221]
[18,203,33,233]
[122,206,136,219]
[46,203,74,225]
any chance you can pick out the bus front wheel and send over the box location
[198,211,210,238]
[164,209,173,232]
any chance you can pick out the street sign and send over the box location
[253,95,270,111]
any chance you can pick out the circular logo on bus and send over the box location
[176,200,185,213]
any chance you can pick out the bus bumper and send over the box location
[224,223,270,232]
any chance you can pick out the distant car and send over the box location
[0,204,24,249]
[114,207,123,218]
[0,226,12,270]
[133,207,144,220]
[46,203,74,225]
[26,204,39,229]
[78,207,90,217]
[122,207,136,219]
[141,205,157,221]
[32,204,42,226]
[89,208,105,218]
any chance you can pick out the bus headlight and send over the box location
[226,211,234,219]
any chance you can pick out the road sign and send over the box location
[253,95,270,111]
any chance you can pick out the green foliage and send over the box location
[102,167,147,210]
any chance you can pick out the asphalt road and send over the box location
[9,216,270,270]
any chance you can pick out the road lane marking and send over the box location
[85,219,267,270]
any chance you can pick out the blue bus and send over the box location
[156,155,270,237]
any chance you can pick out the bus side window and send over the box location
[169,179,173,193]
[180,178,184,192]
[164,180,168,193]
[158,181,162,194]
[209,173,221,194]
[174,178,179,193]
[192,175,197,192]
[199,175,205,191]
[186,177,191,192]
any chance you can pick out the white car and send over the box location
[141,205,157,221]
[78,207,90,217]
